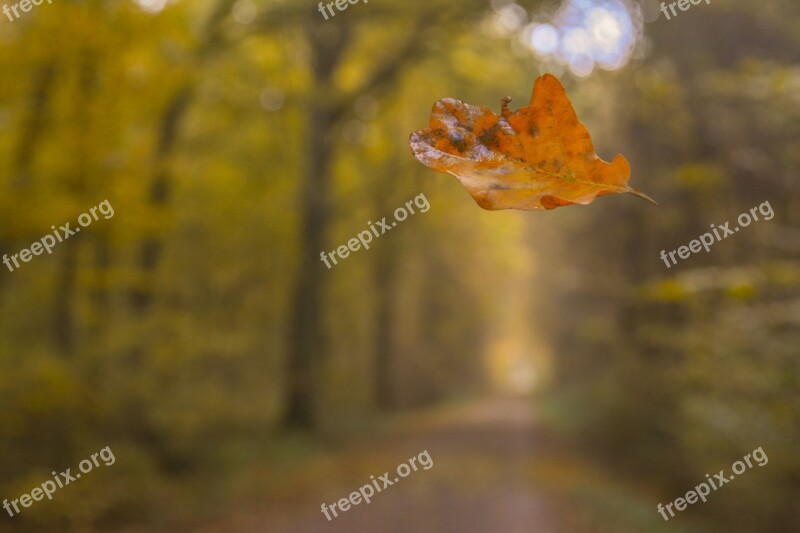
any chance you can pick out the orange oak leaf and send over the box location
[409,74,656,211]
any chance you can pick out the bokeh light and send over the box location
[530,23,560,55]
[132,0,169,14]
[232,0,257,25]
[521,0,643,77]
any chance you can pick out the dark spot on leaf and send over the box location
[449,132,469,153]
[478,123,501,149]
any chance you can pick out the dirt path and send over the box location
[205,397,558,533]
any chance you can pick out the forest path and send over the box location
[205,396,560,533]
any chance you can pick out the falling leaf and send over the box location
[409,74,656,211]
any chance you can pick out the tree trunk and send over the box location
[53,243,79,354]
[283,104,334,427]
[0,62,55,295]
[53,50,97,356]
[129,0,234,315]
[282,13,352,429]
[373,244,399,409]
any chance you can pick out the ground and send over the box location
[195,397,690,533]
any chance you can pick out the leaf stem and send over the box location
[627,188,659,205]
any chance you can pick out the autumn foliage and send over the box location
[410,74,655,211]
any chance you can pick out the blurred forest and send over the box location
[0,0,798,531]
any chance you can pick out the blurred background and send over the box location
[0,0,798,531]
